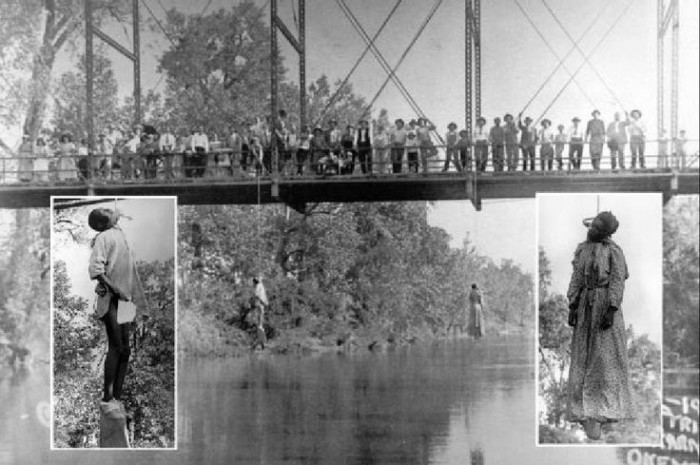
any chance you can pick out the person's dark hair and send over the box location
[471,283,478,289]
[88,208,115,232]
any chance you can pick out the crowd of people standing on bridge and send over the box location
[9,108,692,183]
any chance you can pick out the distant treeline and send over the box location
[178,202,534,356]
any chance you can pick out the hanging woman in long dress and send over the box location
[468,283,484,339]
[566,211,633,440]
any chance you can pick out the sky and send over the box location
[537,193,663,344]
[52,197,176,304]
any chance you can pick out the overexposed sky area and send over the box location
[537,193,662,344]
[52,197,176,303]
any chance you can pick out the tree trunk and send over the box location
[22,44,56,141]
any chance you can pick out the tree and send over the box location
[662,196,700,367]
[51,50,119,139]
[157,3,281,132]
[0,0,129,145]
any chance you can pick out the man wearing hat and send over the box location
[503,113,519,171]
[554,124,567,170]
[473,117,489,172]
[354,119,372,174]
[443,122,463,172]
[568,117,584,170]
[325,119,342,161]
[586,110,606,170]
[518,115,538,171]
[606,112,629,170]
[566,211,633,440]
[390,118,408,174]
[627,110,646,168]
[489,117,505,172]
[539,119,554,171]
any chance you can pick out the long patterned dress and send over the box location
[468,288,484,338]
[566,238,634,422]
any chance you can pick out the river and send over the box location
[1,336,624,464]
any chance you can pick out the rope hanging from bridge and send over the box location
[315,0,404,126]
[535,0,636,124]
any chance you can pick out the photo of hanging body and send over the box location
[50,196,177,449]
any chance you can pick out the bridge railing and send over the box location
[0,140,697,186]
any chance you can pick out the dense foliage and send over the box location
[537,248,662,444]
[662,196,699,368]
[178,202,534,356]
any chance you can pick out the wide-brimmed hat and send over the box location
[448,122,458,130]
[504,113,514,121]
[572,117,581,122]
[477,116,486,124]
[557,124,565,129]
[409,119,418,126]
[541,119,551,127]
[313,126,324,133]
[395,118,405,125]
[582,211,619,237]
[591,109,601,117]
[630,109,642,118]
[524,116,533,123]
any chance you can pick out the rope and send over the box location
[316,0,403,126]
[360,0,444,119]
[540,0,627,112]
[535,0,635,124]
[513,0,601,113]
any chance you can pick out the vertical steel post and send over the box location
[465,0,473,134]
[657,0,664,143]
[271,0,279,192]
[298,0,306,129]
[670,0,679,145]
[133,0,141,125]
[85,0,94,155]
[474,0,481,119]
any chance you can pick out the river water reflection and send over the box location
[2,336,623,464]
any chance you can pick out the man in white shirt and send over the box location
[568,117,584,170]
[190,127,209,177]
[606,112,629,170]
[390,119,408,174]
[159,125,177,180]
[539,119,554,171]
[627,109,646,169]
[473,117,489,172]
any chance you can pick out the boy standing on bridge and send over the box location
[539,119,554,171]
[503,114,519,171]
[568,117,584,170]
[627,110,646,169]
[390,119,408,174]
[606,112,629,170]
[518,115,538,171]
[489,117,505,172]
[586,110,606,171]
[473,117,489,172]
[554,124,567,170]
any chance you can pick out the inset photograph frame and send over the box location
[50,196,177,449]
[536,193,663,446]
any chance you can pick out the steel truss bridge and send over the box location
[0,0,695,210]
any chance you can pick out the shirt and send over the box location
[568,125,584,141]
[586,119,606,143]
[355,128,372,146]
[489,126,505,145]
[627,120,646,138]
[191,133,210,151]
[473,126,489,142]
[159,133,176,151]
[391,128,408,145]
[606,120,629,143]
[445,130,458,148]
[89,226,145,318]
[504,122,519,144]
[540,127,554,144]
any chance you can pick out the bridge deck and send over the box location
[0,169,697,209]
